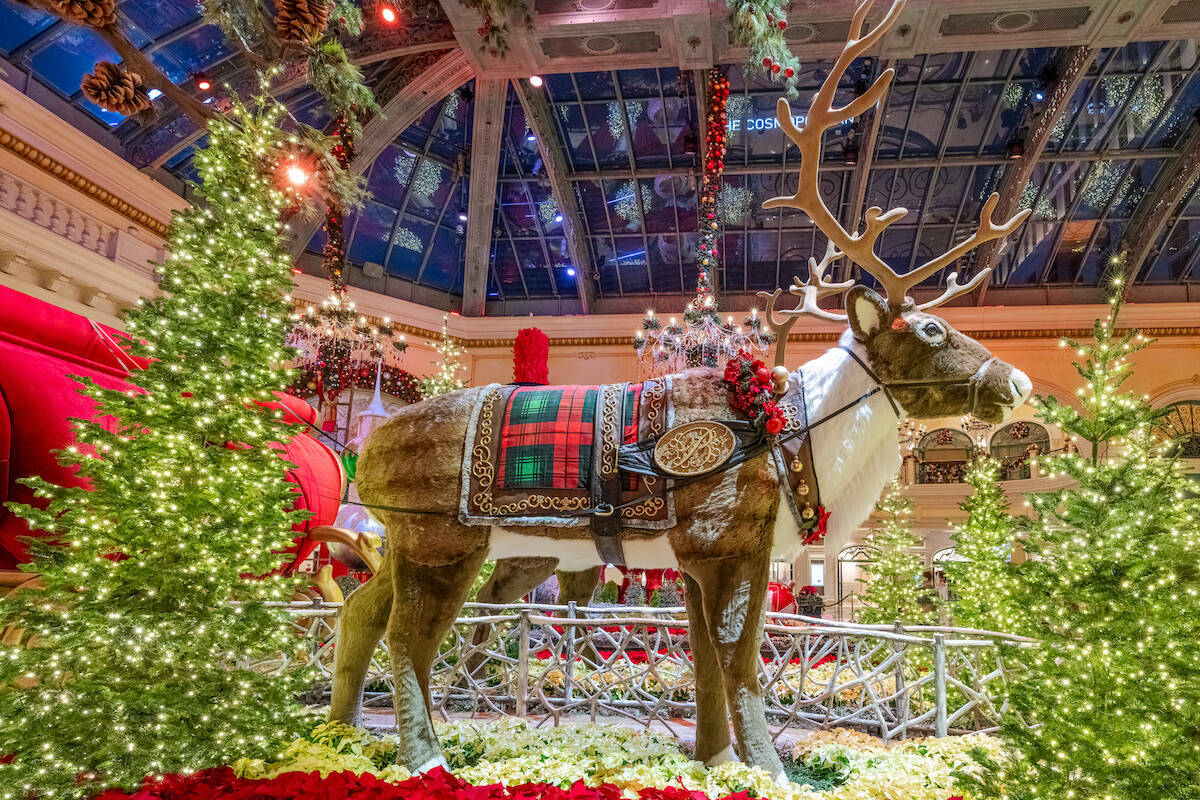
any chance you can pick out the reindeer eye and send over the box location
[921,322,943,338]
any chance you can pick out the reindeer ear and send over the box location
[846,286,888,341]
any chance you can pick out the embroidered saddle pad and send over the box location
[460,379,675,529]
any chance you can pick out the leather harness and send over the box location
[337,347,1005,567]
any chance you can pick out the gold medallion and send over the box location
[652,420,737,477]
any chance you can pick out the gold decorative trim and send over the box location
[653,420,736,477]
[599,384,620,477]
[0,126,170,237]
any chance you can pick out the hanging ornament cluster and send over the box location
[289,360,422,406]
[634,69,772,376]
[81,61,152,116]
[275,0,331,42]
[727,0,801,93]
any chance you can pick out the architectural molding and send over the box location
[511,78,595,313]
[461,76,507,317]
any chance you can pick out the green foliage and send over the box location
[781,754,846,791]
[858,481,932,625]
[725,0,800,96]
[964,295,1200,800]
[594,581,620,604]
[306,40,379,137]
[203,0,276,57]
[468,560,497,603]
[330,0,364,35]
[0,98,312,798]
[944,456,1025,635]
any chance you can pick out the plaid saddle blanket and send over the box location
[459,379,675,528]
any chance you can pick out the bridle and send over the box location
[839,345,1002,420]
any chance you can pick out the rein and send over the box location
[323,350,998,520]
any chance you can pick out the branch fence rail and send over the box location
[275,601,1033,742]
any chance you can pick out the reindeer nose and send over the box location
[1009,368,1032,405]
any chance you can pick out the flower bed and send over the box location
[216,719,998,800]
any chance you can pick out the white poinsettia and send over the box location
[235,718,1002,800]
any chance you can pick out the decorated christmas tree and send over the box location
[943,456,1024,635]
[419,313,467,396]
[858,481,932,625]
[0,99,311,797]
[966,290,1200,800]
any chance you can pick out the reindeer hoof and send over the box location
[704,745,740,767]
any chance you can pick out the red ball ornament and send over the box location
[756,366,771,383]
[778,19,787,30]
[763,57,772,68]
[771,63,781,74]
[765,416,784,435]
[785,67,794,78]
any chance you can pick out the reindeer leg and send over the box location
[688,550,786,780]
[330,549,393,726]
[556,565,601,606]
[467,558,558,676]
[388,545,487,772]
[680,571,735,765]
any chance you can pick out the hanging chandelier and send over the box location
[633,68,772,375]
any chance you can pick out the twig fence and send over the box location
[277,601,1033,742]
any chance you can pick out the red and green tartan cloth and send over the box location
[498,384,642,489]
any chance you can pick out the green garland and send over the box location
[726,0,801,95]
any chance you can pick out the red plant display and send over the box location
[723,351,786,435]
[513,327,550,385]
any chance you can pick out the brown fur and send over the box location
[335,316,1025,779]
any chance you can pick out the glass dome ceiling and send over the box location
[2,0,1199,315]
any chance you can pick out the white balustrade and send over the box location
[0,168,118,256]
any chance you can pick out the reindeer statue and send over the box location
[330,0,1031,780]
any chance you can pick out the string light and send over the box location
[379,4,397,23]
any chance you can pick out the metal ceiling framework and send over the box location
[973,45,1094,305]
[462,76,506,316]
[3,0,1200,315]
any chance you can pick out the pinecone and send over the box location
[275,0,330,42]
[81,61,152,117]
[48,0,115,28]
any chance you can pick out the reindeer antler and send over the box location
[757,241,851,366]
[762,0,1030,315]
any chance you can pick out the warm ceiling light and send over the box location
[380,4,397,23]
[285,164,309,186]
[194,72,212,91]
[528,75,544,87]
[1006,137,1025,159]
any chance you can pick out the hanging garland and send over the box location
[321,114,354,291]
[692,67,729,329]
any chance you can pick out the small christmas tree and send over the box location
[0,98,311,797]
[944,456,1024,635]
[966,290,1200,800]
[419,313,466,396]
[858,481,932,625]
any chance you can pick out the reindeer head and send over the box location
[757,0,1032,423]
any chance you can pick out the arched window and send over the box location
[916,428,974,483]
[1155,401,1200,460]
[836,544,878,604]
[989,422,1051,480]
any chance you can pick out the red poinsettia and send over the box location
[94,766,785,800]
